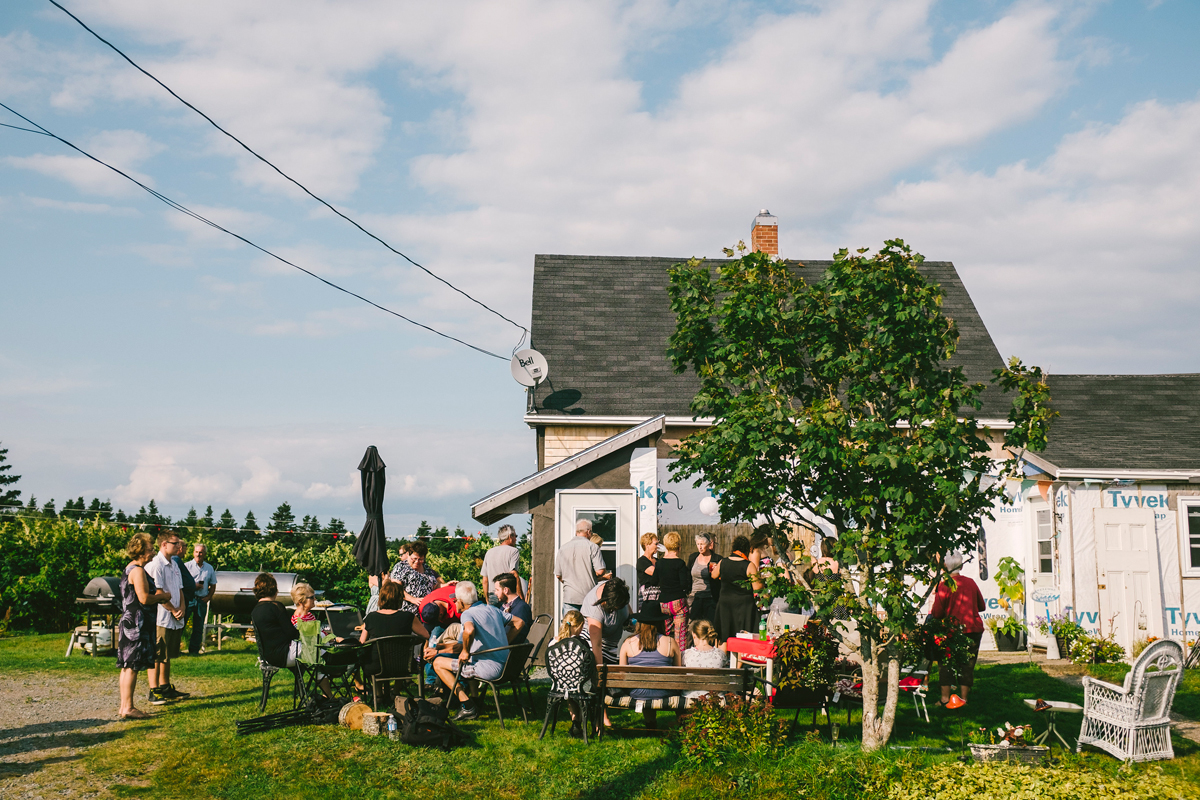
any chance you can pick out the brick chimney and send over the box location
[750,209,778,255]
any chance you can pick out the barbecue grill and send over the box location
[208,571,299,615]
[69,576,123,657]
[79,576,121,610]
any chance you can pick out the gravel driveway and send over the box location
[0,672,123,800]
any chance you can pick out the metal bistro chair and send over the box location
[449,642,534,728]
[251,623,301,713]
[364,634,426,710]
[540,637,600,744]
[1077,639,1184,762]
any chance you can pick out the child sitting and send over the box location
[682,619,727,699]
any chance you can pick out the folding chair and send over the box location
[251,622,301,712]
[365,634,426,710]
[449,642,533,728]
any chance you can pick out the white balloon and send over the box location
[699,496,720,517]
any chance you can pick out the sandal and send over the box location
[119,709,151,720]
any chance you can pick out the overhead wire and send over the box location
[0,101,508,361]
[47,0,529,337]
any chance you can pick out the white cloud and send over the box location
[6,129,162,196]
[847,95,1200,372]
[25,195,139,215]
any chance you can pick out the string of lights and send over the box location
[47,0,529,338]
[0,101,509,361]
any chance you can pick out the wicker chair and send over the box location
[1076,639,1184,762]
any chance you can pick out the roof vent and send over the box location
[751,209,778,256]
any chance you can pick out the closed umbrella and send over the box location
[352,445,389,577]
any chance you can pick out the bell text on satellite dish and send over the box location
[510,349,549,387]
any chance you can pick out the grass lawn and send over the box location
[2,633,1198,799]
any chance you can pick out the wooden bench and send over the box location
[596,664,760,738]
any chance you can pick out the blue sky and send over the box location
[3,0,1199,537]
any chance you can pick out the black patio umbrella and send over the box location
[351,445,389,576]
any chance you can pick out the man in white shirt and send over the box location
[480,524,523,605]
[144,531,189,704]
[185,543,217,656]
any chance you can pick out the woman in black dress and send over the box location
[685,532,722,625]
[712,535,763,641]
[359,579,417,686]
[636,532,660,611]
[117,532,169,719]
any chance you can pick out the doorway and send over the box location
[554,489,637,628]
[1093,507,1163,653]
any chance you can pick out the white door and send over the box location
[1027,507,1057,645]
[1094,507,1163,653]
[554,489,637,627]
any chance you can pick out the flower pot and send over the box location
[1055,636,1069,657]
[995,632,1021,652]
[968,743,1049,765]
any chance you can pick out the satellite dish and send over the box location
[510,349,549,387]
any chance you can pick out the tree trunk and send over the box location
[859,637,900,751]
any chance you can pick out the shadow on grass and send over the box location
[570,753,673,800]
[0,727,127,760]
[0,717,115,741]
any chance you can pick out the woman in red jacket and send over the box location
[929,552,986,706]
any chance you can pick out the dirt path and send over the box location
[0,672,123,800]
[978,649,1200,745]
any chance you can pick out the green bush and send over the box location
[0,517,127,632]
[888,762,1190,800]
[675,693,788,767]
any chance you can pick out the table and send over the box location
[726,636,776,692]
[1023,698,1083,750]
[286,604,364,639]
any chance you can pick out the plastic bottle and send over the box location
[758,617,768,641]
[387,714,398,741]
[768,604,783,638]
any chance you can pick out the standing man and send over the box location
[554,518,606,617]
[185,543,217,655]
[480,524,523,605]
[144,531,189,704]
[173,538,197,647]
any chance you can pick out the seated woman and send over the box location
[682,619,728,700]
[291,581,340,697]
[618,602,681,729]
[249,573,300,669]
[358,580,416,692]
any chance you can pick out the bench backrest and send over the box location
[599,665,756,696]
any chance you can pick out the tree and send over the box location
[0,443,21,511]
[415,520,432,538]
[115,508,129,524]
[61,497,85,520]
[325,517,347,534]
[41,498,57,518]
[200,505,215,528]
[218,508,237,531]
[87,498,113,522]
[182,507,200,528]
[243,510,260,535]
[667,240,1055,750]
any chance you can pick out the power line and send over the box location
[47,0,528,337]
[0,101,508,360]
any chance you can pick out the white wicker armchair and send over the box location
[1076,639,1184,762]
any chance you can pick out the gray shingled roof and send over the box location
[530,255,1012,419]
[1037,375,1200,471]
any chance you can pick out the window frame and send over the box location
[1178,496,1200,578]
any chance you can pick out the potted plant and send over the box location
[968,722,1049,765]
[772,622,839,709]
[1034,613,1086,657]
[989,615,1027,652]
[991,556,1026,650]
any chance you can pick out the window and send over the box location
[1036,508,1054,575]
[577,510,617,576]
[1185,501,1200,573]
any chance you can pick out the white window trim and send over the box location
[1178,495,1200,579]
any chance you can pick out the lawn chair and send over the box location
[251,622,301,713]
[1076,639,1184,762]
[364,634,425,710]
[540,637,600,744]
[448,642,533,728]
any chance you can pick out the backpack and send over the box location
[397,697,465,750]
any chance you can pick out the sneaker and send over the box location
[163,685,191,700]
[148,688,168,706]
[453,703,480,721]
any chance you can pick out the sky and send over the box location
[2,0,1199,537]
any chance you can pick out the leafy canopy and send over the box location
[667,240,1055,649]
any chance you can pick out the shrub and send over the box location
[774,622,839,691]
[1069,632,1126,665]
[888,761,1190,800]
[0,517,127,632]
[675,692,788,767]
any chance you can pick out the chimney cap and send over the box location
[753,209,777,227]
